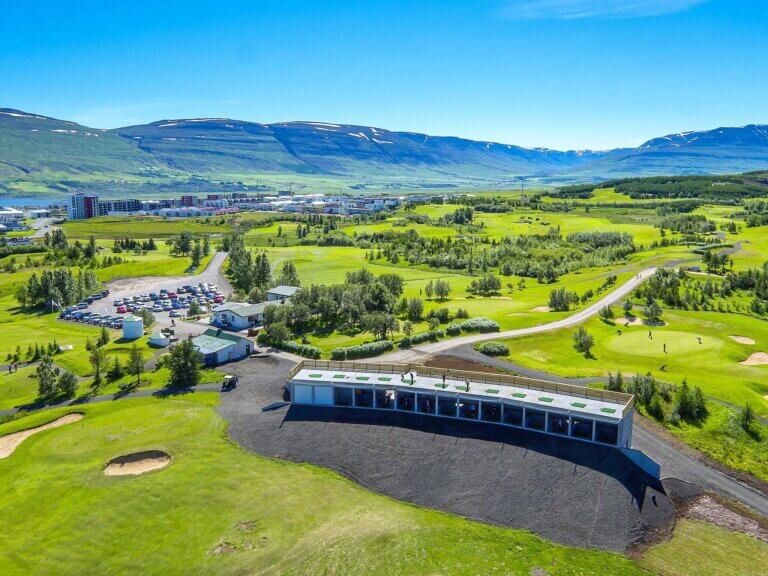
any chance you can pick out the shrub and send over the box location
[477,341,509,356]
[332,340,394,360]
[446,322,462,336]
[280,340,321,359]
[458,317,499,333]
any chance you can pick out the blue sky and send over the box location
[1,0,766,149]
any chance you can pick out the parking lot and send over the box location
[57,252,233,331]
[58,281,226,330]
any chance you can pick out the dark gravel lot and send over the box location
[217,355,675,552]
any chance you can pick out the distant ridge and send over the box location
[1,107,767,194]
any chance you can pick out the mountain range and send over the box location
[1,107,767,197]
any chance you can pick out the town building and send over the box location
[191,329,253,366]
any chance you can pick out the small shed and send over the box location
[266,285,300,302]
[122,315,144,340]
[148,332,171,347]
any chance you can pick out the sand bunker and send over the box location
[729,335,756,345]
[0,413,83,459]
[531,306,551,312]
[615,317,643,326]
[104,450,171,476]
[740,353,768,366]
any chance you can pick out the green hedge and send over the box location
[331,340,394,360]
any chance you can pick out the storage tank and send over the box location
[122,315,144,340]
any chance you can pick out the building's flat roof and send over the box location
[268,285,300,297]
[192,329,249,354]
[292,368,625,421]
[212,302,268,317]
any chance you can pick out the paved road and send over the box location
[29,217,57,238]
[382,267,658,362]
[430,349,768,517]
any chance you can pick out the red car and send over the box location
[214,296,224,303]
[117,305,127,314]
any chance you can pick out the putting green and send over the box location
[604,330,724,357]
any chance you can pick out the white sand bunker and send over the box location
[0,413,83,459]
[740,353,768,366]
[615,317,643,326]
[730,335,756,345]
[104,450,171,476]
[531,306,551,312]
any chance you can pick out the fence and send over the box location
[288,359,635,417]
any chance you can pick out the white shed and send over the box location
[122,315,144,340]
[148,332,171,348]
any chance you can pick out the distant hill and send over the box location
[1,107,767,196]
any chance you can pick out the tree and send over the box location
[98,326,110,348]
[191,241,203,268]
[434,280,451,301]
[740,403,756,434]
[362,313,399,340]
[406,298,424,321]
[57,370,78,398]
[424,280,434,300]
[108,356,124,381]
[622,299,634,317]
[644,299,663,323]
[599,306,614,322]
[402,320,413,337]
[277,260,301,287]
[139,307,155,330]
[265,321,291,344]
[126,343,145,389]
[168,339,202,388]
[188,300,202,318]
[35,355,58,400]
[572,326,594,357]
[89,346,108,389]
[202,234,211,256]
[175,231,194,255]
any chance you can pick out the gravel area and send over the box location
[217,356,675,552]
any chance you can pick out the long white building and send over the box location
[287,360,635,448]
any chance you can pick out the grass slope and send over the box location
[0,395,649,576]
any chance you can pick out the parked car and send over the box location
[152,304,163,313]
[101,289,110,297]
[169,310,180,318]
[116,305,127,314]
[77,302,89,309]
[149,293,158,300]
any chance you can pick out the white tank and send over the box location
[122,315,144,340]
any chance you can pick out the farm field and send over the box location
[0,394,651,576]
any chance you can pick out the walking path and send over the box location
[383,267,658,362]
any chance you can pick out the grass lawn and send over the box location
[0,394,650,576]
[500,308,768,413]
[640,519,768,576]
[63,216,230,239]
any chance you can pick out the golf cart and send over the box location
[222,375,239,391]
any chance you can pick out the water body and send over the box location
[0,196,62,208]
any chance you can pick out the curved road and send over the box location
[435,346,768,517]
[383,266,658,362]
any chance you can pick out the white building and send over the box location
[266,285,300,302]
[0,207,24,223]
[122,315,144,340]
[211,302,268,331]
[288,361,635,449]
[191,329,253,366]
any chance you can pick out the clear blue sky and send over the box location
[1,0,766,150]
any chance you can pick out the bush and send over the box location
[332,340,394,360]
[477,341,509,356]
[279,340,321,359]
[446,322,462,336]
[459,317,500,333]
[427,307,451,323]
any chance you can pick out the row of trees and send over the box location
[15,268,100,309]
